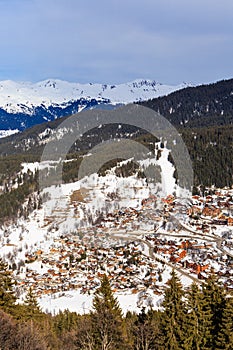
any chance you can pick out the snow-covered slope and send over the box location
[0,79,190,114]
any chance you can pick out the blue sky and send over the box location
[0,0,232,84]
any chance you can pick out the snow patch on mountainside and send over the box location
[0,129,19,138]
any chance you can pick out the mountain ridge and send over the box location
[0,79,191,132]
[141,78,233,128]
[0,78,191,114]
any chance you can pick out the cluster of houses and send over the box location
[16,235,164,297]
[189,190,233,225]
[13,187,233,297]
[146,235,233,289]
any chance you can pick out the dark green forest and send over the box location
[140,78,233,128]
[0,258,232,350]
[138,125,233,189]
[1,122,232,190]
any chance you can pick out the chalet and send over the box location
[202,205,221,217]
[227,217,233,226]
[187,206,201,216]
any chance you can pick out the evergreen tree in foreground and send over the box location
[91,274,125,350]
[201,274,226,349]
[215,296,233,350]
[23,287,43,321]
[161,270,186,350]
[0,257,16,313]
[184,282,212,350]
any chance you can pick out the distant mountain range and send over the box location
[0,77,232,155]
[0,79,190,133]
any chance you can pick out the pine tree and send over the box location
[91,274,125,350]
[161,270,186,350]
[0,257,16,313]
[184,283,212,350]
[201,274,226,348]
[215,296,233,350]
[23,287,43,321]
[25,287,40,309]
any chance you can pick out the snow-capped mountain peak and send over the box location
[0,78,191,114]
[0,78,192,134]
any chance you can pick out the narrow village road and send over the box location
[110,217,233,286]
[177,220,233,259]
[111,232,203,285]
[140,238,204,285]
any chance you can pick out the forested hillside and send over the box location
[141,78,233,128]
[139,78,233,188]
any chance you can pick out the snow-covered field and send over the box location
[39,289,163,316]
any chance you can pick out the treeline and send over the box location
[0,118,233,196]
[0,154,39,186]
[0,257,232,350]
[0,123,232,207]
